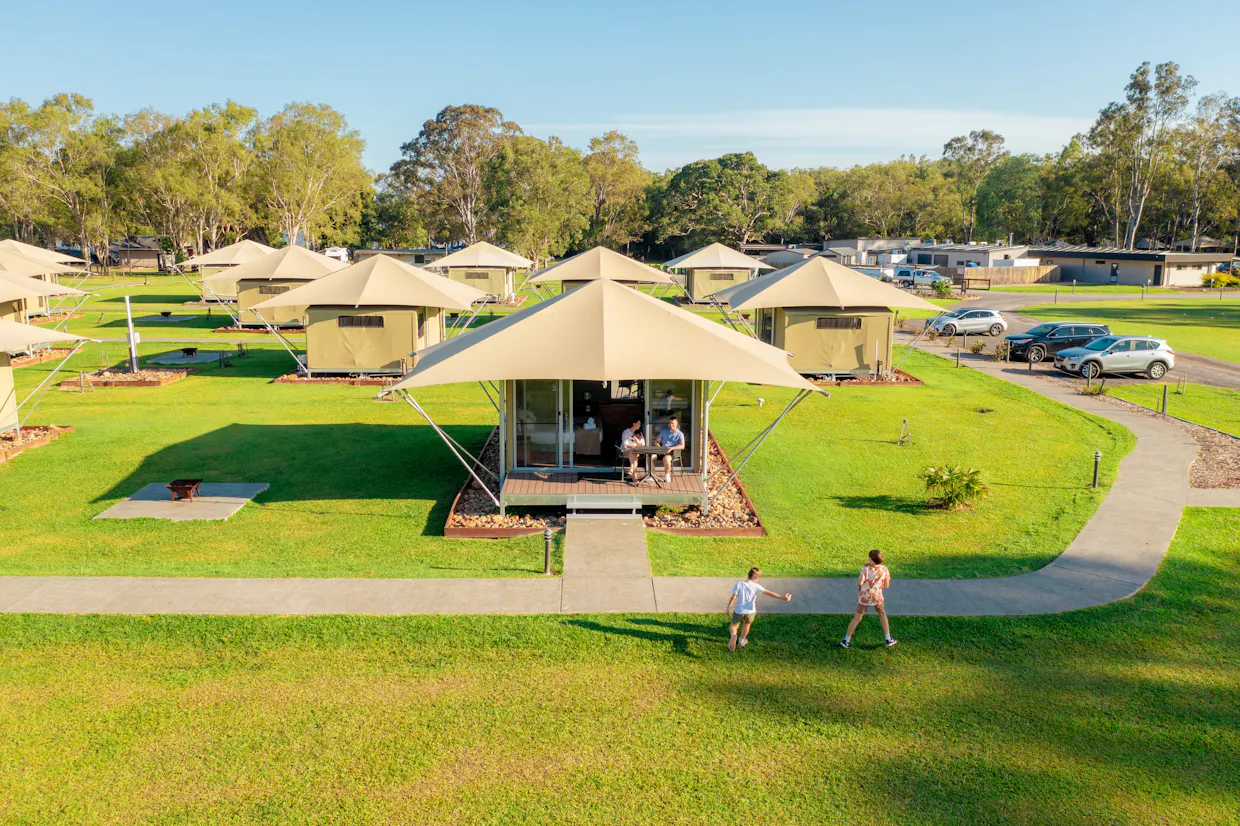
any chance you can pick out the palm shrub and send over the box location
[919,465,988,511]
[969,339,986,354]
[932,279,953,298]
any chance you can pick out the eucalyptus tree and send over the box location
[942,129,1007,242]
[582,131,650,249]
[655,152,790,246]
[487,135,590,266]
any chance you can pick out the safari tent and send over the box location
[252,254,487,376]
[182,240,278,301]
[525,247,676,294]
[430,241,532,302]
[0,240,88,267]
[0,251,88,319]
[382,279,823,514]
[0,319,89,435]
[713,256,940,376]
[0,267,89,327]
[203,245,346,327]
[663,243,773,303]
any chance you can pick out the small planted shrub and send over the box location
[919,465,989,511]
[925,327,939,341]
[993,340,1012,361]
[931,279,954,298]
[1078,384,1108,397]
[969,339,986,355]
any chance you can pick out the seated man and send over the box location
[620,418,644,481]
[654,416,685,483]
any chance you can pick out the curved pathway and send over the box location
[0,345,1214,616]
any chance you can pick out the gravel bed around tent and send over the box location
[60,368,196,388]
[26,312,82,326]
[0,425,73,462]
[10,347,76,367]
[1037,374,1240,489]
[811,369,923,387]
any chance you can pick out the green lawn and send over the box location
[1108,382,1240,437]
[1,344,1131,580]
[997,284,1203,294]
[1022,297,1240,365]
[651,348,1132,579]
[0,508,1235,825]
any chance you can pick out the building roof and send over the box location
[0,318,89,351]
[182,240,277,269]
[201,245,346,285]
[0,239,88,267]
[1030,245,1233,263]
[909,243,1028,253]
[711,256,941,312]
[663,243,774,272]
[112,236,163,251]
[1171,236,1224,250]
[385,279,818,392]
[252,254,485,312]
[526,247,675,286]
[354,247,449,256]
[431,240,533,270]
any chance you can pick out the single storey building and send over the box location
[353,247,451,267]
[1028,246,1232,287]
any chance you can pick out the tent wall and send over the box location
[237,278,312,326]
[775,307,894,374]
[25,274,57,316]
[688,268,751,302]
[0,354,16,433]
[305,306,443,374]
[445,266,509,300]
[199,265,240,301]
[1,299,23,324]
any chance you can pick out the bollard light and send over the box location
[1092,451,1101,489]
[543,528,553,576]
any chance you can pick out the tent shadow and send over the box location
[94,421,492,537]
[830,494,932,515]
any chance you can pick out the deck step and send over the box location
[566,494,642,514]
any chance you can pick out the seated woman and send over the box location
[620,418,644,481]
[655,417,685,483]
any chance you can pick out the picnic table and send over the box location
[166,479,203,501]
[627,445,674,488]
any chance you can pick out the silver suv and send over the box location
[1054,335,1175,380]
[928,308,1008,337]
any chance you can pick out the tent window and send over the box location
[258,285,290,295]
[337,315,385,328]
[816,316,862,330]
[709,272,735,281]
[465,271,488,280]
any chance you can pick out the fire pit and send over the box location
[180,347,199,358]
[166,479,204,501]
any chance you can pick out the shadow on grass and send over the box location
[95,421,492,536]
[830,494,933,515]
[565,618,719,657]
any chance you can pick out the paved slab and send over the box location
[94,483,269,522]
[147,350,233,365]
[561,516,655,612]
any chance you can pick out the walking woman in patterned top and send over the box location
[840,549,897,648]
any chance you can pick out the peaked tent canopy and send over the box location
[0,240,88,268]
[388,278,817,392]
[431,241,533,270]
[0,250,77,279]
[0,271,89,303]
[252,254,486,311]
[712,255,941,312]
[200,244,346,285]
[183,239,278,269]
[525,247,675,286]
[663,243,775,272]
[0,318,90,350]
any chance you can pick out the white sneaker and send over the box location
[664,474,672,483]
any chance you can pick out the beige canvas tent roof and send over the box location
[0,240,88,267]
[663,243,775,272]
[0,318,90,350]
[432,241,533,270]
[183,239,277,269]
[387,278,817,392]
[525,247,675,286]
[0,271,89,303]
[0,250,78,279]
[201,244,345,285]
[252,254,486,311]
[712,255,941,312]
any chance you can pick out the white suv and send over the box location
[928,308,1008,337]
[1054,336,1175,380]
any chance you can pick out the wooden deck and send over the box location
[501,470,707,508]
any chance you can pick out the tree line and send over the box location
[2,61,1238,268]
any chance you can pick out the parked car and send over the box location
[1003,322,1111,363]
[928,308,1008,336]
[894,267,951,288]
[852,266,895,282]
[1054,335,1175,379]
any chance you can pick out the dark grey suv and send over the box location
[1003,322,1111,363]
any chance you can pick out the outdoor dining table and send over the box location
[627,445,673,488]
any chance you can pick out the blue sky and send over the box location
[4,0,1238,173]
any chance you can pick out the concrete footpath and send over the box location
[0,344,1220,617]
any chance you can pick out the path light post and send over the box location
[1162,384,1169,415]
[543,528,553,576]
[1093,451,1101,488]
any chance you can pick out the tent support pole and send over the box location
[477,381,499,412]
[705,389,820,513]
[395,390,501,509]
[50,293,90,332]
[16,340,86,430]
[891,311,947,375]
[451,298,491,335]
[497,385,506,491]
[708,296,755,337]
[251,309,307,375]
[195,269,243,328]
